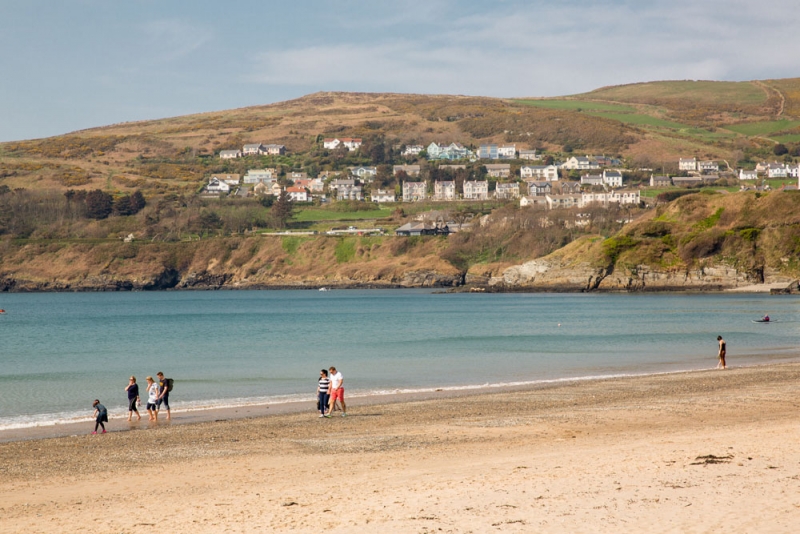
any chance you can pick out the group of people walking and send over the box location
[91,372,172,434]
[317,366,346,418]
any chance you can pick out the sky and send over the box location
[1,0,799,142]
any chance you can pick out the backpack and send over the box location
[166,378,174,392]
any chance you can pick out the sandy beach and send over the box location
[2,363,800,533]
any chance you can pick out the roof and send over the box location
[287,186,307,193]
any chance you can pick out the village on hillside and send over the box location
[206,138,800,214]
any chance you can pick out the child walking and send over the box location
[92,399,108,434]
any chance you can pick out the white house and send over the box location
[286,186,309,202]
[336,184,363,201]
[767,163,789,178]
[403,181,427,202]
[205,177,230,193]
[308,177,325,193]
[521,165,559,181]
[484,163,511,178]
[263,144,286,155]
[581,174,603,186]
[494,182,520,200]
[463,180,489,200]
[739,170,758,180]
[545,194,581,209]
[401,145,424,157]
[562,156,600,170]
[323,138,362,151]
[211,174,241,186]
[242,143,266,156]
[519,149,541,161]
[219,150,241,159]
[434,180,457,201]
[679,158,697,171]
[370,189,396,203]
[349,166,378,180]
[498,144,516,159]
[788,165,800,179]
[581,189,640,206]
[698,160,719,173]
[520,196,548,208]
[603,170,623,188]
[243,169,277,184]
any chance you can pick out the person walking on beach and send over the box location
[156,372,171,421]
[317,369,331,418]
[717,336,727,369]
[125,376,141,421]
[146,376,159,421]
[92,399,108,434]
[328,366,346,417]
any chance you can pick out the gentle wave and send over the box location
[0,367,710,432]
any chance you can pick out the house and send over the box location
[308,177,325,193]
[242,143,266,156]
[403,181,427,202]
[323,138,362,151]
[698,160,719,174]
[527,181,551,196]
[478,144,498,160]
[263,144,286,156]
[243,169,277,184]
[286,186,309,202]
[235,186,250,198]
[288,171,308,181]
[463,180,489,200]
[739,170,758,180]
[426,142,474,161]
[484,163,511,178]
[562,156,600,170]
[545,194,581,209]
[205,177,230,194]
[558,182,582,195]
[519,149,541,161]
[393,164,421,177]
[582,189,640,206]
[370,189,396,203]
[253,181,273,196]
[219,150,241,159]
[520,196,548,208]
[581,174,603,186]
[401,145,424,156]
[336,184,363,201]
[788,165,800,179]
[269,182,283,196]
[520,165,559,181]
[210,174,241,186]
[767,163,789,178]
[330,178,356,190]
[349,166,378,180]
[434,180,457,201]
[494,182,520,200]
[498,144,516,159]
[702,174,721,184]
[672,176,703,187]
[602,170,623,188]
[679,158,697,171]
[650,175,672,187]
[593,156,618,167]
[755,162,770,174]
[395,222,449,236]
[293,178,312,189]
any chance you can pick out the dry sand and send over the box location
[2,364,800,533]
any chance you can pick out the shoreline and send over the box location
[0,361,791,444]
[3,361,800,532]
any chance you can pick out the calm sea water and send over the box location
[1,290,798,430]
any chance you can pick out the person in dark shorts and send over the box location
[92,399,108,434]
[317,369,330,418]
[145,376,159,421]
[125,376,141,421]
[156,371,171,420]
[717,336,727,369]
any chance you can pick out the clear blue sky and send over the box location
[1,0,798,142]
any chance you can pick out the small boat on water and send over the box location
[752,315,773,323]
[319,287,329,292]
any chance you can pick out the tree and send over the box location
[271,190,294,229]
[130,190,146,213]
[85,189,113,219]
[114,195,133,216]
[773,143,788,156]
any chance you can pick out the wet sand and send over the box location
[2,363,800,532]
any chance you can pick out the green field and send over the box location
[723,120,800,137]
[775,134,800,143]
[581,80,768,107]
[588,112,690,130]
[514,99,635,113]
[293,208,392,222]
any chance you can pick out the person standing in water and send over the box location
[145,376,159,421]
[92,400,108,434]
[717,336,727,369]
[125,376,141,421]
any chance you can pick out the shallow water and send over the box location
[1,289,798,429]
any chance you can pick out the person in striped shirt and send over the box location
[317,369,331,417]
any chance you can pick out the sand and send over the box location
[2,364,800,533]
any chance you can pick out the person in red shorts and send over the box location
[327,366,346,417]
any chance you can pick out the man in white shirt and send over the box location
[328,366,346,417]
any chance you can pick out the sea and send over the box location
[1,289,798,431]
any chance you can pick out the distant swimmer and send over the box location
[763,315,770,322]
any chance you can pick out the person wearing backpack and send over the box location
[156,371,173,420]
